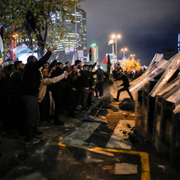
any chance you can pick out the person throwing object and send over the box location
[113,71,134,102]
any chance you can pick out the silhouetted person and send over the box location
[114,71,134,102]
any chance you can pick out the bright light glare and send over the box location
[112,35,115,39]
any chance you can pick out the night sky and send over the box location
[80,0,180,66]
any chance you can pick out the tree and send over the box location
[0,0,84,57]
[122,57,142,72]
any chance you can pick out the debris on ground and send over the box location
[102,165,114,174]
[88,149,114,157]
[123,113,128,117]
[119,98,135,111]
[114,163,138,175]
[88,94,113,114]
[127,124,131,128]
[84,115,109,124]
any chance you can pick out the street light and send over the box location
[111,34,121,61]
[121,48,128,57]
[130,54,135,58]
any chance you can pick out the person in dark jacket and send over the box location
[77,65,91,111]
[95,65,104,97]
[21,45,57,144]
[66,65,79,117]
[87,64,97,106]
[9,61,24,134]
[114,71,134,102]
[51,62,65,124]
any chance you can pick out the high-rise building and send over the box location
[54,8,87,63]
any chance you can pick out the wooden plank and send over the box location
[114,163,138,175]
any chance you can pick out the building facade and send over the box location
[54,8,87,63]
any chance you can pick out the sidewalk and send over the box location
[0,114,83,177]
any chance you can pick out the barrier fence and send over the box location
[135,81,180,163]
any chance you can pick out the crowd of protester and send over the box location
[0,48,146,150]
[0,46,109,145]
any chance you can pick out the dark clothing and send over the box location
[66,72,79,115]
[78,70,91,110]
[21,95,39,141]
[116,74,130,88]
[21,51,52,97]
[51,67,64,92]
[87,71,96,106]
[0,78,11,133]
[51,67,64,120]
[115,74,134,101]
[96,68,104,82]
[78,70,91,88]
[95,68,104,96]
[88,71,96,88]
[21,51,52,141]
[39,90,49,123]
[117,87,134,101]
[8,70,23,131]
[52,92,63,121]
[9,70,23,96]
[49,60,57,71]
[66,72,79,90]
[97,81,104,96]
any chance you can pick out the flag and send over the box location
[0,26,4,55]
[89,46,95,61]
[102,54,111,73]
[12,43,31,58]
[108,39,115,45]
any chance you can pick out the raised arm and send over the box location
[35,45,57,69]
